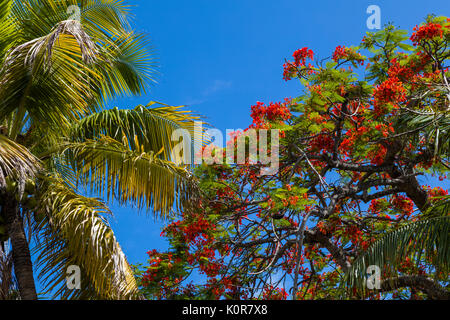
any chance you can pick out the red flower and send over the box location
[283,62,297,81]
[373,77,406,116]
[332,46,346,62]
[310,133,334,154]
[426,186,449,203]
[391,195,414,216]
[368,145,387,165]
[250,100,291,128]
[293,47,314,66]
[410,22,443,46]
[262,285,288,300]
[388,58,415,80]
[283,47,314,81]
[332,45,364,65]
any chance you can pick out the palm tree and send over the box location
[0,0,200,299]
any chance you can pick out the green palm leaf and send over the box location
[1,1,155,138]
[344,215,450,297]
[33,176,140,299]
[0,134,40,194]
[10,0,154,104]
[60,135,196,218]
[396,110,450,158]
[0,0,17,62]
[71,102,203,162]
[0,20,102,136]
[94,32,157,101]
[10,0,131,41]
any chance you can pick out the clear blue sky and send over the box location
[35,0,450,296]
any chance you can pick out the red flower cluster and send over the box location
[262,285,288,300]
[293,47,314,66]
[141,250,183,291]
[283,63,297,81]
[250,100,291,128]
[283,47,314,81]
[368,145,387,165]
[388,58,415,81]
[332,45,364,65]
[332,46,346,62]
[374,123,395,138]
[373,77,406,116]
[368,199,387,215]
[343,224,364,248]
[170,215,217,249]
[398,256,427,275]
[410,22,443,46]
[391,195,414,216]
[340,126,369,156]
[141,211,233,298]
[425,186,449,203]
[309,133,334,154]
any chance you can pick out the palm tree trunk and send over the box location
[2,196,37,300]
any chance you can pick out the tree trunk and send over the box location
[2,196,37,300]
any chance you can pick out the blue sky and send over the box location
[34,0,450,296]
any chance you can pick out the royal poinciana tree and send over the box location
[136,16,450,300]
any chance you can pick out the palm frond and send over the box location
[423,195,450,218]
[0,0,12,22]
[60,135,196,218]
[344,216,450,297]
[0,0,18,62]
[396,110,450,158]
[10,0,131,41]
[33,176,140,299]
[70,102,203,163]
[1,1,155,136]
[0,134,40,196]
[8,0,153,106]
[94,32,157,100]
[0,19,103,135]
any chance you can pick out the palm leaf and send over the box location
[93,32,157,101]
[344,215,450,297]
[0,134,40,195]
[8,0,153,106]
[0,20,103,136]
[33,176,140,299]
[396,110,450,158]
[70,102,203,163]
[10,0,131,41]
[0,0,18,62]
[1,1,155,137]
[60,135,196,218]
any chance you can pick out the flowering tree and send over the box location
[136,16,450,300]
